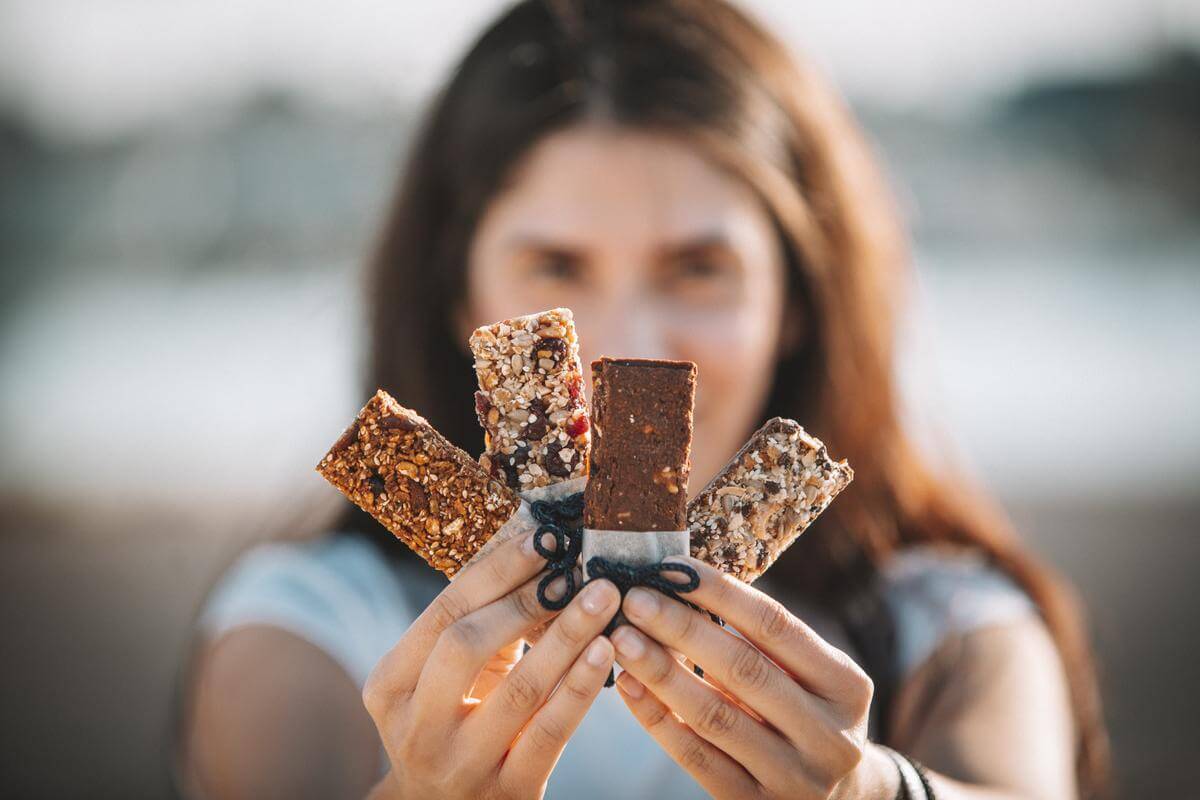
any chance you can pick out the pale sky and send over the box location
[1,0,1196,141]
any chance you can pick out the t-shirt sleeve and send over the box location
[197,537,420,689]
[882,546,1037,680]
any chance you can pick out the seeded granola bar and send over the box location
[688,418,853,583]
[316,390,521,577]
[584,357,696,531]
[470,308,590,491]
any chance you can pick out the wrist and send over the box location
[837,742,902,800]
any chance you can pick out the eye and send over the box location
[528,252,582,281]
[676,258,722,279]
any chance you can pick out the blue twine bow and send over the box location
[526,493,724,688]
[529,493,584,611]
[583,555,723,687]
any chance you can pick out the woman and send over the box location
[181,1,1109,798]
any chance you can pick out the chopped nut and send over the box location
[469,308,590,489]
[315,390,521,578]
[687,417,852,584]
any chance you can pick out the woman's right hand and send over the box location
[363,529,620,800]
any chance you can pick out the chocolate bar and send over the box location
[584,357,696,531]
[316,390,520,577]
[688,418,853,583]
[469,308,590,491]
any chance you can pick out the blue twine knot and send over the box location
[529,492,584,611]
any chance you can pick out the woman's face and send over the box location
[461,123,791,494]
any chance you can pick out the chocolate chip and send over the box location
[545,440,572,478]
[755,540,770,567]
[501,445,529,488]
[778,452,793,469]
[405,476,428,510]
[524,398,548,441]
[367,474,386,496]
[764,480,782,496]
[539,337,567,360]
[380,414,418,431]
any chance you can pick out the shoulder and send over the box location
[878,545,1037,680]
[198,534,436,688]
[881,550,1077,797]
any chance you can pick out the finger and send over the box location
[623,586,825,740]
[467,579,621,759]
[660,556,870,701]
[611,625,801,788]
[366,530,551,702]
[413,568,574,724]
[500,635,616,790]
[614,671,760,799]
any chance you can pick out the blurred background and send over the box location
[1,0,1197,796]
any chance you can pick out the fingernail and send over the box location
[625,588,660,620]
[544,575,567,601]
[618,672,645,699]
[613,627,645,659]
[581,581,615,615]
[586,637,611,667]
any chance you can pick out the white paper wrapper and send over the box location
[581,528,691,571]
[453,475,587,579]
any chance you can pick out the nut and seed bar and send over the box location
[688,418,852,583]
[470,308,590,491]
[316,390,521,577]
[584,357,696,531]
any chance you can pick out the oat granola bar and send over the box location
[316,390,520,577]
[469,308,590,491]
[584,357,696,531]
[688,418,853,583]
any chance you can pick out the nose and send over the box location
[575,302,673,397]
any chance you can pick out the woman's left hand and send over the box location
[610,554,894,800]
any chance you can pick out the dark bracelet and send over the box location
[880,746,936,800]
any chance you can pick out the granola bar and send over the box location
[316,390,520,577]
[469,308,590,491]
[584,357,696,531]
[688,418,853,583]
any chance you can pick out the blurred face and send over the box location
[459,123,791,493]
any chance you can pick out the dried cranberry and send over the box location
[566,414,589,437]
[367,474,386,496]
[567,375,583,402]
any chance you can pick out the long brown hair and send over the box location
[349,0,1108,793]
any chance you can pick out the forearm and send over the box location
[862,744,1057,800]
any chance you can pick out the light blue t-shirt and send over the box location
[197,534,1033,798]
